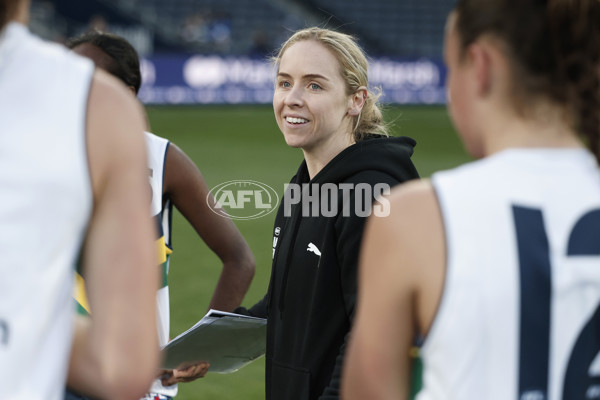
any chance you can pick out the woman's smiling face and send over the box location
[273,40,354,153]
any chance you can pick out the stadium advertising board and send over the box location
[138,55,446,105]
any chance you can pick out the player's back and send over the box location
[0,23,93,399]
[423,148,600,400]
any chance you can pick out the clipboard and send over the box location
[161,309,267,373]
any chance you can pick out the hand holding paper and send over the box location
[161,309,267,373]
[159,362,211,386]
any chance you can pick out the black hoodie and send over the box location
[236,135,419,400]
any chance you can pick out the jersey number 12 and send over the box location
[513,206,600,400]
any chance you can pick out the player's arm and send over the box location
[164,144,255,312]
[342,180,445,400]
[66,69,160,399]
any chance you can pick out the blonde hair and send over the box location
[273,27,388,141]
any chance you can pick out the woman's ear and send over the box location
[467,41,493,97]
[348,87,368,116]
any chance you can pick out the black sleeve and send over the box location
[234,259,275,319]
[233,293,268,318]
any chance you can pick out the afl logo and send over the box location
[207,180,279,220]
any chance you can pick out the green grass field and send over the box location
[145,105,470,400]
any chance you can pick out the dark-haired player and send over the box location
[66,30,256,400]
[344,1,600,399]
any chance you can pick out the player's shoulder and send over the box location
[89,69,139,110]
[86,69,147,179]
[8,24,94,83]
[373,179,445,289]
[388,179,438,216]
[14,23,69,61]
[373,179,443,249]
[88,69,146,140]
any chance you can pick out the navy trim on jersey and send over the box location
[154,213,164,240]
[161,141,172,248]
[161,141,170,197]
[80,64,95,235]
[163,198,173,249]
[74,62,95,277]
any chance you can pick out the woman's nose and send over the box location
[284,85,304,107]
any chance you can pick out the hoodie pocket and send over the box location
[271,359,310,400]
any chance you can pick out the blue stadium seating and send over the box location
[304,0,455,57]
[33,0,456,57]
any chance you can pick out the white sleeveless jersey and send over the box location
[0,23,93,399]
[421,148,600,400]
[145,132,177,397]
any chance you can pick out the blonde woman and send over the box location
[235,27,419,400]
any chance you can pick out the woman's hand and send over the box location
[158,362,211,386]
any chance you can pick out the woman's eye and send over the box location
[309,83,321,90]
[280,81,291,88]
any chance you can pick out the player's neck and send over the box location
[12,0,30,25]
[482,103,582,156]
